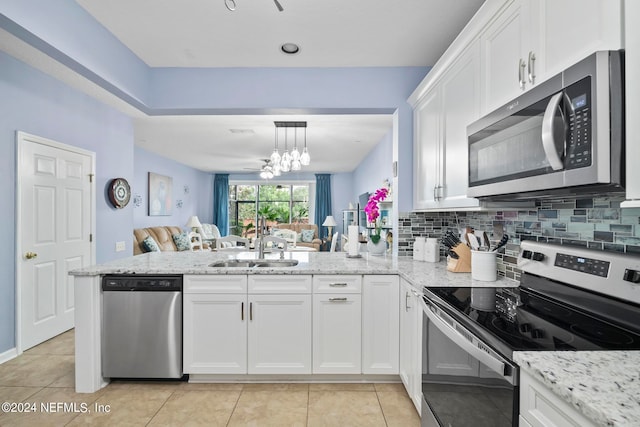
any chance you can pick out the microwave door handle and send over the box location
[421,299,508,379]
[541,91,565,170]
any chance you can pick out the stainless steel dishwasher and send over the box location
[102,275,182,379]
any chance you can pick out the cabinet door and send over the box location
[440,40,481,209]
[413,88,441,210]
[362,275,400,374]
[536,0,622,80]
[183,293,247,374]
[313,294,361,374]
[247,294,312,374]
[480,0,532,112]
[399,280,422,413]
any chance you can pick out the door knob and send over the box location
[24,252,38,259]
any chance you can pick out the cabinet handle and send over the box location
[249,302,253,321]
[329,297,348,302]
[405,291,411,311]
[433,186,438,201]
[519,58,526,90]
[241,302,244,321]
[329,283,348,287]
[527,51,536,84]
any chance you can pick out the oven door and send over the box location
[421,296,518,427]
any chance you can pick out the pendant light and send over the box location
[291,127,301,162]
[281,127,292,172]
[270,127,281,165]
[300,126,311,166]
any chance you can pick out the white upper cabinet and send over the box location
[413,41,481,210]
[480,0,535,112]
[480,0,623,113]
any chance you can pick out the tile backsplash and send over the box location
[398,197,640,281]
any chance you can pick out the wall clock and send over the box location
[108,178,131,209]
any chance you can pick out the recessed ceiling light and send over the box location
[229,129,255,134]
[281,43,300,55]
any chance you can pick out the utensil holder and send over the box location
[446,244,471,273]
[471,250,497,281]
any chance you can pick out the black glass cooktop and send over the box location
[424,275,640,359]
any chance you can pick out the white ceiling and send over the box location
[3,1,485,174]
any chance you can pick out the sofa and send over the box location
[274,223,322,251]
[133,226,208,255]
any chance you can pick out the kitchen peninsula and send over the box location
[70,250,515,394]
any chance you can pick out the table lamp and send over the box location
[322,215,337,240]
[185,216,202,232]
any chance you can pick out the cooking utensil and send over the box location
[491,234,509,252]
[467,233,480,250]
[482,231,490,249]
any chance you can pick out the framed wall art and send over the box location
[148,172,173,216]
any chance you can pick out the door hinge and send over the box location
[89,234,93,242]
[89,174,94,183]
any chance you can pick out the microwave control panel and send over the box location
[565,77,592,170]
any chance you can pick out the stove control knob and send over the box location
[532,329,545,339]
[623,269,640,283]
[532,252,545,262]
[519,323,532,333]
[522,250,532,259]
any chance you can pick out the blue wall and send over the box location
[0,50,134,353]
[133,147,213,231]
[352,128,394,199]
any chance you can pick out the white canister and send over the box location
[471,250,497,281]
[424,238,440,263]
[413,237,425,261]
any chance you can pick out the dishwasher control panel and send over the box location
[102,275,182,291]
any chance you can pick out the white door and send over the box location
[18,132,94,351]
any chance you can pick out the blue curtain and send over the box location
[213,174,229,236]
[315,174,332,239]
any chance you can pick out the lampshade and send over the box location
[186,216,202,229]
[322,215,337,227]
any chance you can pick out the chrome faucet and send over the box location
[258,215,266,259]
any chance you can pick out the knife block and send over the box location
[446,244,472,273]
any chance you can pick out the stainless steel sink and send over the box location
[254,259,299,267]
[209,259,299,268]
[209,260,256,268]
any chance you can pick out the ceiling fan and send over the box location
[243,159,275,179]
[225,0,283,12]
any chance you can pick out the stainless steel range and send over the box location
[420,241,640,427]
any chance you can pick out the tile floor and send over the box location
[0,330,420,426]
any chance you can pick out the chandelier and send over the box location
[270,121,310,177]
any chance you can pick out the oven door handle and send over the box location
[421,299,510,381]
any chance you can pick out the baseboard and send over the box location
[0,347,18,364]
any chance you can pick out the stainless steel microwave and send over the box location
[467,51,624,200]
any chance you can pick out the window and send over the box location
[229,183,311,237]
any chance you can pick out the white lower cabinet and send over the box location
[399,279,422,413]
[362,275,400,374]
[247,293,312,374]
[183,274,312,375]
[183,275,248,374]
[520,370,596,427]
[312,275,362,374]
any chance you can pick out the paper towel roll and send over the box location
[348,225,359,256]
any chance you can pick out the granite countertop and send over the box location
[69,251,517,289]
[514,351,640,426]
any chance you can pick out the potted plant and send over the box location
[364,187,389,256]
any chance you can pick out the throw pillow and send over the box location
[301,229,315,243]
[141,236,160,252]
[172,232,191,251]
[296,232,302,243]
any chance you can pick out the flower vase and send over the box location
[367,239,386,256]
